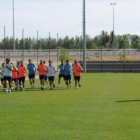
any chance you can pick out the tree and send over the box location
[59,48,71,61]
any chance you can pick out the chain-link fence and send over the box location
[1,49,140,72]
[80,49,140,72]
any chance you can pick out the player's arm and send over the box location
[54,66,57,74]
[16,67,18,72]
[24,66,28,73]
[6,65,13,71]
[14,66,18,72]
[0,69,4,75]
[79,64,83,72]
[34,64,37,73]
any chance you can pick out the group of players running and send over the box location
[0,58,83,93]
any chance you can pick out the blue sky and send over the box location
[0,0,140,39]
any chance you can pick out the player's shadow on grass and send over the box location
[24,87,68,91]
[115,100,140,103]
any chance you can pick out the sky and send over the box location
[0,0,140,39]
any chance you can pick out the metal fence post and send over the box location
[124,46,126,72]
[37,31,39,66]
[57,33,59,68]
[101,46,103,72]
[22,28,25,61]
[49,32,51,60]
[4,26,6,62]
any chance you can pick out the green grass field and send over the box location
[0,73,140,140]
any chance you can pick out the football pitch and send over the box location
[0,73,140,140]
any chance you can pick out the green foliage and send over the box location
[118,54,132,61]
[59,48,72,61]
[1,31,140,50]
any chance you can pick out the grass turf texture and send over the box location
[0,73,140,140]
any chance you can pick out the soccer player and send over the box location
[63,60,72,89]
[0,63,5,89]
[47,60,56,90]
[43,60,48,85]
[18,60,27,91]
[57,60,65,88]
[27,59,36,88]
[38,60,46,90]
[3,58,13,93]
[11,63,18,90]
[72,60,83,89]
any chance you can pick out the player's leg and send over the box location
[19,78,22,90]
[78,77,81,87]
[48,77,51,89]
[42,79,45,89]
[66,79,68,87]
[39,76,42,89]
[4,77,8,93]
[30,77,32,88]
[32,75,35,88]
[22,77,25,91]
[11,79,14,91]
[74,77,77,88]
[15,79,18,88]
[1,78,4,89]
[40,76,45,90]
[9,78,12,93]
[31,78,34,88]
[0,79,1,88]
[15,78,19,90]
[58,75,61,87]
[40,76,43,90]
[1,79,3,86]
[50,80,53,89]
[75,77,78,89]
[45,76,48,84]
[52,77,55,88]
[69,75,72,88]
[1,78,4,90]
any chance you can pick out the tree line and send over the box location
[0,30,140,50]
